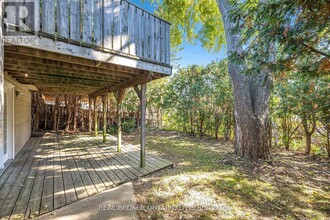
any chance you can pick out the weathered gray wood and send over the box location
[83,136,129,184]
[165,23,171,65]
[113,0,121,51]
[144,13,150,59]
[90,73,151,97]
[40,136,54,215]
[150,16,155,61]
[155,18,161,62]
[7,1,171,66]
[74,145,114,190]
[42,0,55,34]
[86,136,137,180]
[53,136,66,209]
[160,21,166,64]
[121,1,129,53]
[71,139,106,193]
[94,0,103,47]
[77,139,117,187]
[69,138,98,196]
[70,0,81,41]
[90,137,146,177]
[83,0,93,44]
[24,0,40,32]
[61,135,88,201]
[57,137,77,205]
[129,4,136,55]
[11,138,43,219]
[25,137,48,218]
[103,0,114,49]
[57,0,69,38]
[0,138,37,210]
[0,133,173,219]
[6,36,172,76]
[0,138,40,219]
[136,8,143,57]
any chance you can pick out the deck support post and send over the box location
[134,84,147,168]
[94,97,98,136]
[88,97,92,133]
[44,105,48,130]
[102,95,107,143]
[115,89,126,152]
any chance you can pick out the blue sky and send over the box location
[130,0,226,69]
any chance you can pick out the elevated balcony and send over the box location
[3,0,171,95]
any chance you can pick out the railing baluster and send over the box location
[113,0,121,51]
[58,0,69,38]
[70,0,81,41]
[94,0,103,47]
[143,13,149,59]
[104,0,114,50]
[14,0,170,65]
[165,23,171,65]
[128,4,136,56]
[121,1,129,54]
[42,0,55,35]
[83,0,93,45]
[160,21,166,64]
[136,8,143,57]
[149,15,155,61]
[155,18,161,62]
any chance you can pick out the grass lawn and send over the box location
[123,130,330,220]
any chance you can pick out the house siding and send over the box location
[0,2,4,168]
[5,75,32,156]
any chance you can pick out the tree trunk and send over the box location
[326,130,330,158]
[305,133,312,155]
[217,0,271,161]
[302,116,316,155]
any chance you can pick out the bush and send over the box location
[122,118,136,133]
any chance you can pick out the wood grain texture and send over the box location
[42,0,55,34]
[104,0,114,49]
[70,0,81,41]
[57,0,69,38]
[0,133,173,219]
[83,0,93,44]
[93,0,103,47]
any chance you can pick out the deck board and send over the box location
[0,133,173,219]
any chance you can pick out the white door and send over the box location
[1,83,14,169]
[3,92,8,164]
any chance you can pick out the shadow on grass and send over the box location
[127,131,330,220]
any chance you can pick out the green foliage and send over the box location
[273,74,330,153]
[162,60,234,139]
[122,118,136,133]
[231,0,330,78]
[149,0,225,52]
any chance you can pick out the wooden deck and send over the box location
[0,133,173,219]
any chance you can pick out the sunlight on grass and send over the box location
[128,131,330,220]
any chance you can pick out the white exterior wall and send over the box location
[5,75,32,156]
[0,2,4,169]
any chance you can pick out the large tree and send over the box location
[154,0,272,160]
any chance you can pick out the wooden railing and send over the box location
[4,0,171,66]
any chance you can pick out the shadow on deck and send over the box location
[0,133,173,219]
